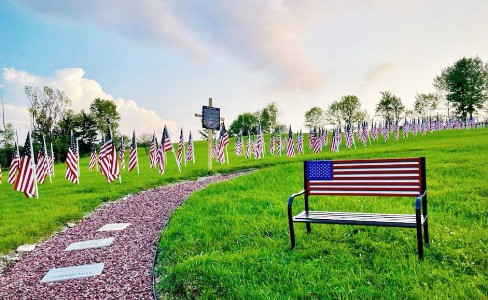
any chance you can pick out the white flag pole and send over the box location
[43,135,52,183]
[29,132,39,199]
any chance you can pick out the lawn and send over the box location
[155,128,488,299]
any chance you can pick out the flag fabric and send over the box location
[276,129,282,156]
[361,122,369,146]
[14,133,37,197]
[330,128,340,152]
[309,128,316,149]
[344,124,354,149]
[269,131,275,155]
[245,133,251,158]
[371,123,378,141]
[8,143,20,184]
[89,146,97,170]
[36,137,49,184]
[403,119,408,138]
[296,130,304,154]
[177,128,184,167]
[394,120,400,140]
[217,122,229,164]
[149,133,158,168]
[384,122,390,142]
[65,131,79,184]
[255,127,264,159]
[234,131,243,157]
[119,138,125,170]
[99,128,120,182]
[312,128,322,154]
[186,131,195,163]
[128,130,139,172]
[286,126,295,157]
[157,141,165,174]
[162,125,173,152]
[48,143,55,176]
[212,137,218,158]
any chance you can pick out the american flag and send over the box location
[14,133,37,197]
[344,123,354,149]
[162,125,173,152]
[119,138,125,170]
[384,122,390,142]
[177,128,184,167]
[286,126,295,157]
[403,119,408,138]
[186,131,195,163]
[89,146,97,170]
[149,133,158,168]
[245,132,251,158]
[276,129,282,156]
[308,127,315,149]
[212,137,217,158]
[8,142,20,184]
[296,130,304,154]
[394,120,400,140]
[36,137,49,184]
[361,122,369,146]
[356,123,362,141]
[330,128,340,152]
[217,122,229,164]
[370,122,377,141]
[99,127,119,183]
[48,143,55,177]
[305,158,424,197]
[234,132,243,157]
[128,130,139,172]
[157,140,165,174]
[65,131,79,184]
[269,130,275,155]
[312,128,322,154]
[255,127,264,159]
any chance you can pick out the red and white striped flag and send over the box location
[14,133,37,198]
[276,129,282,156]
[8,142,20,184]
[48,142,55,177]
[245,133,251,159]
[99,127,120,183]
[269,131,275,155]
[157,142,165,174]
[128,129,139,173]
[65,131,79,184]
[89,146,97,170]
[217,123,229,164]
[162,125,173,152]
[185,131,195,163]
[286,126,295,157]
[296,130,304,154]
[119,138,125,170]
[36,137,49,184]
[149,133,158,168]
[177,128,184,167]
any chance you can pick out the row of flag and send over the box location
[3,118,485,198]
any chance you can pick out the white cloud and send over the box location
[1,68,178,138]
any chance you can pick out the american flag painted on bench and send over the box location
[305,158,424,197]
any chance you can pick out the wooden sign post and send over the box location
[195,98,224,171]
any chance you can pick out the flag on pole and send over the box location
[149,133,158,168]
[65,131,79,184]
[245,132,251,158]
[345,123,354,149]
[269,130,275,155]
[14,133,37,198]
[177,128,184,167]
[99,126,120,183]
[49,142,55,177]
[8,142,20,184]
[296,130,304,154]
[89,146,97,170]
[185,131,195,163]
[286,126,295,157]
[217,122,229,164]
[361,121,369,146]
[308,128,315,149]
[128,129,139,173]
[119,138,125,170]
[157,140,165,174]
[277,129,282,156]
[36,137,49,184]
[162,125,173,152]
[234,131,243,157]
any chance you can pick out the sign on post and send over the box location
[202,106,221,130]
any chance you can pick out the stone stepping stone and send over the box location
[65,237,115,251]
[96,223,131,231]
[40,263,105,283]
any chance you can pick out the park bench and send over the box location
[287,157,429,259]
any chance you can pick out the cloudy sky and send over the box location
[1,0,487,139]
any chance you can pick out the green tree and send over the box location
[338,95,367,124]
[89,98,121,135]
[434,57,488,120]
[73,110,98,154]
[255,102,279,133]
[376,91,405,122]
[304,106,325,128]
[326,101,343,127]
[414,93,439,118]
[229,113,258,136]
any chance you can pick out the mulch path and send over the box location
[0,172,244,300]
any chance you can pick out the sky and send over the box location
[1,0,487,140]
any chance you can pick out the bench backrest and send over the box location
[304,157,426,197]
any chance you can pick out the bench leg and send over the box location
[416,220,424,260]
[423,220,429,244]
[306,223,311,234]
[288,220,296,249]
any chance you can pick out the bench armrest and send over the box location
[288,190,305,207]
[415,190,427,212]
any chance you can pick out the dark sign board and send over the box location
[202,106,220,130]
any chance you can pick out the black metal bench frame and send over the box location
[287,157,429,259]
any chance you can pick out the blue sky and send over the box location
[1,0,487,139]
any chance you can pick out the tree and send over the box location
[326,101,343,127]
[25,85,71,141]
[338,95,367,124]
[73,110,98,154]
[434,57,488,120]
[229,113,258,136]
[254,102,280,133]
[376,91,405,122]
[89,98,121,135]
[414,93,440,118]
[304,106,326,128]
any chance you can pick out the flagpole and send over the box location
[172,148,181,173]
[225,144,229,165]
[108,123,122,183]
[29,132,39,199]
[75,136,80,184]
[134,129,140,175]
[50,142,55,176]
[44,135,52,183]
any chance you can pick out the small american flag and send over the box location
[286,126,295,157]
[99,127,119,183]
[177,128,184,167]
[255,127,264,159]
[65,131,79,184]
[312,128,322,154]
[361,122,369,146]
[276,129,282,156]
[371,122,378,141]
[403,119,408,138]
[185,131,195,163]
[217,123,229,164]
[212,137,217,158]
[308,127,315,149]
[89,146,97,171]
[344,123,354,149]
[269,130,275,155]
[157,142,165,174]
[48,142,55,177]
[245,133,251,158]
[162,125,173,152]
[149,133,158,168]
[394,120,400,140]
[296,130,304,154]
[8,142,20,184]
[14,133,37,198]
[234,132,243,157]
[36,137,49,184]
[128,130,139,172]
[384,122,390,142]
[330,128,340,152]
[119,138,125,170]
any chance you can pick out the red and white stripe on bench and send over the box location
[306,158,424,197]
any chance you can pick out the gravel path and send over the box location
[0,173,244,300]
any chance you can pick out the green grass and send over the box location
[155,129,488,299]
